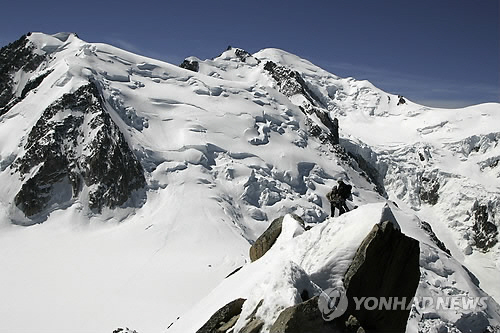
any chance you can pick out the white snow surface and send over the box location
[0,33,498,332]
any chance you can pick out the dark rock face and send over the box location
[20,69,53,99]
[263,61,339,146]
[13,82,145,217]
[270,296,340,333]
[472,204,498,251]
[241,299,265,333]
[264,61,315,100]
[455,312,490,333]
[240,319,264,333]
[234,48,253,63]
[420,221,451,255]
[112,328,139,333]
[249,214,304,262]
[225,46,259,64]
[0,34,46,115]
[343,220,420,332]
[420,175,439,205]
[180,59,199,72]
[196,298,246,333]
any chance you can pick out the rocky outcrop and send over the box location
[263,61,339,146]
[20,69,53,99]
[112,328,139,333]
[342,220,420,332]
[249,214,304,262]
[240,319,264,333]
[0,34,46,115]
[419,174,439,205]
[270,296,339,333]
[180,59,199,72]
[420,221,451,255]
[472,203,498,251]
[240,299,265,333]
[196,298,246,333]
[13,82,145,218]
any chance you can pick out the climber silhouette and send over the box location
[327,179,352,217]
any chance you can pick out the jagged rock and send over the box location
[13,82,145,217]
[420,175,440,205]
[225,266,243,278]
[472,204,498,251]
[343,220,420,332]
[196,298,246,333]
[239,299,265,333]
[20,69,53,99]
[0,34,46,115]
[240,318,265,333]
[249,214,304,262]
[344,315,365,333]
[264,61,312,99]
[180,59,199,72]
[263,60,339,146]
[455,311,490,333]
[269,296,339,333]
[113,328,139,333]
[420,221,451,255]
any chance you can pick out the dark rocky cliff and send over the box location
[0,34,47,116]
[13,82,145,218]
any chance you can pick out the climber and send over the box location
[397,95,406,105]
[327,179,352,216]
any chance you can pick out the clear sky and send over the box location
[1,0,498,108]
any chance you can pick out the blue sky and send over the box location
[1,0,498,108]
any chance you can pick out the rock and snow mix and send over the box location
[0,33,498,332]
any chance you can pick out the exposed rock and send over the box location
[264,61,317,102]
[225,46,260,64]
[343,220,420,332]
[455,312,490,333]
[472,203,498,251]
[196,298,246,333]
[225,266,243,278]
[420,221,451,255]
[269,296,340,333]
[263,61,339,146]
[180,59,199,72]
[249,214,304,262]
[112,328,139,333]
[420,174,440,205]
[344,315,365,333]
[240,318,265,333]
[20,69,53,99]
[238,299,265,333]
[13,82,145,218]
[0,34,46,115]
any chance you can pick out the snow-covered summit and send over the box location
[0,32,498,333]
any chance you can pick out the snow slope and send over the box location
[0,33,498,332]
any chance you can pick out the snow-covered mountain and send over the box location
[0,32,498,333]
